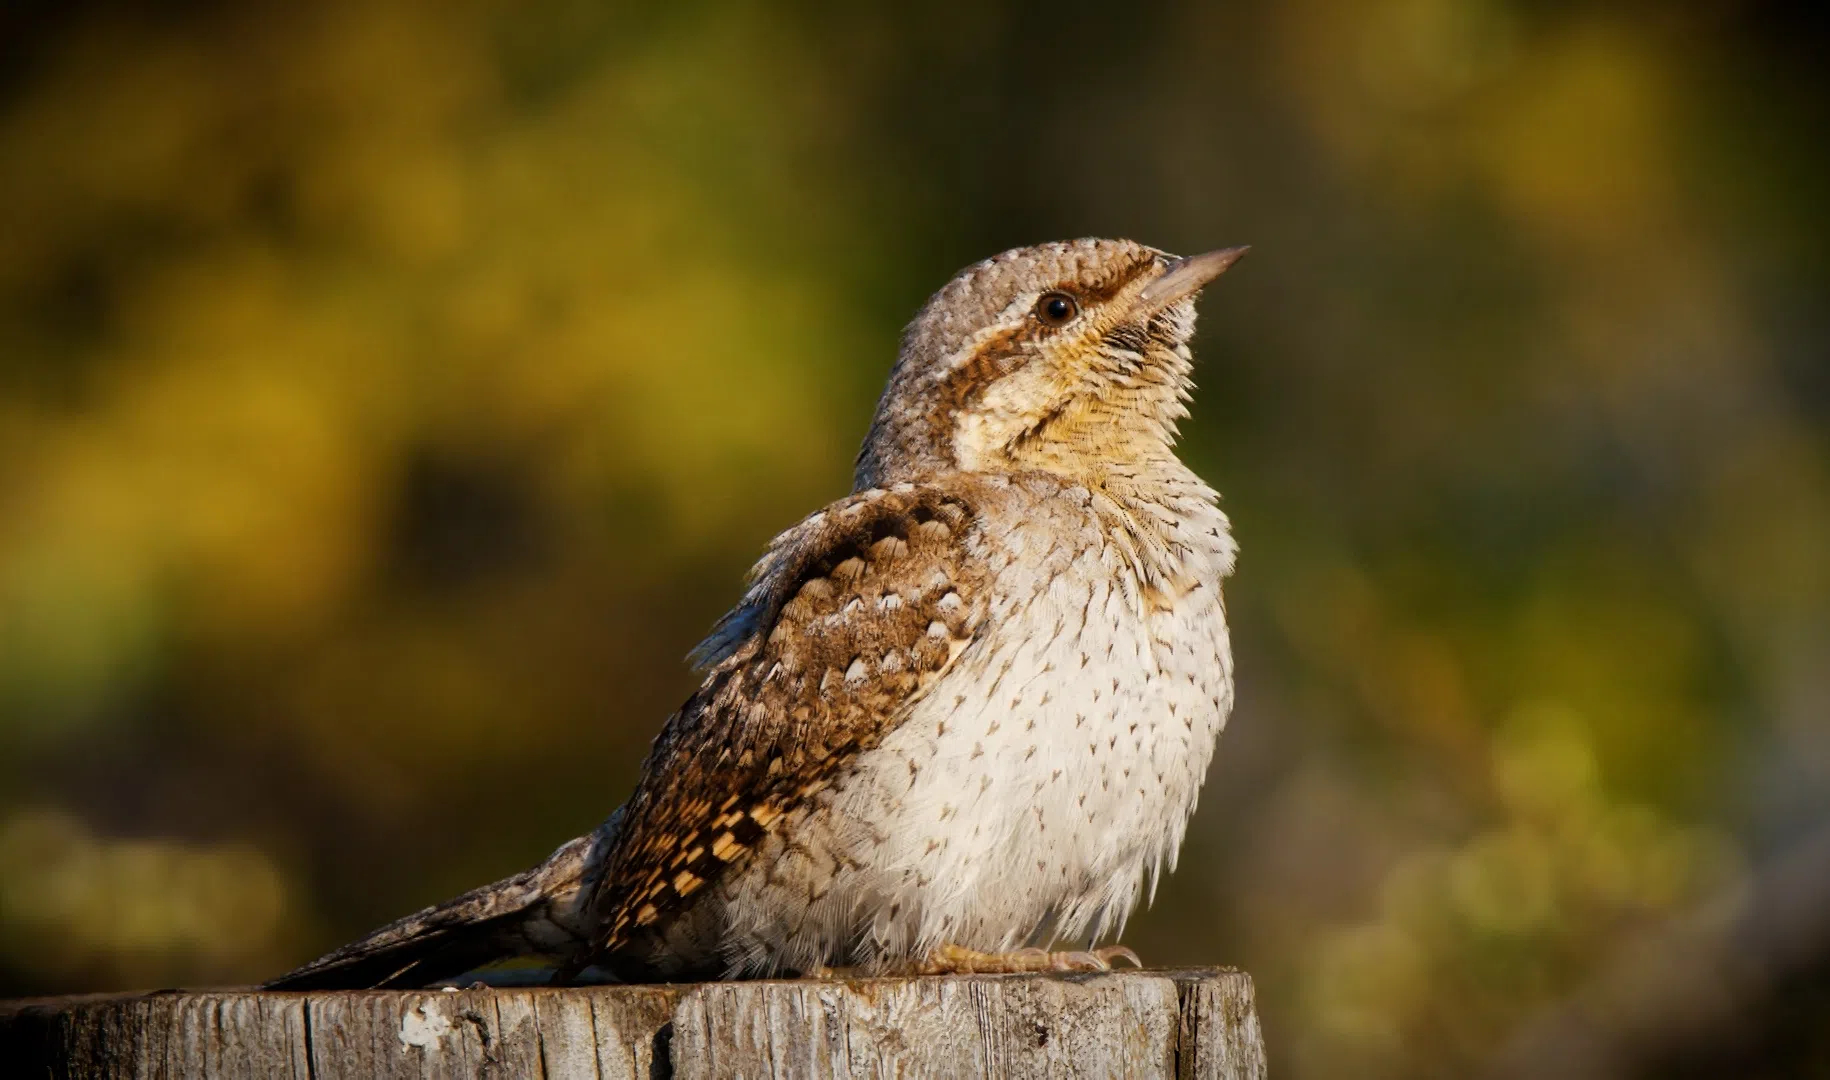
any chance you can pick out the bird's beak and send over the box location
[1137,246,1250,309]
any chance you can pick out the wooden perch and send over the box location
[1,968,1263,1078]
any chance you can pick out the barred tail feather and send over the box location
[266,813,618,990]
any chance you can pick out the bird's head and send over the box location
[855,238,1247,489]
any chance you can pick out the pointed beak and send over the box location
[1137,245,1250,309]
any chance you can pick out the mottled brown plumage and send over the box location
[595,485,986,964]
[268,237,1248,990]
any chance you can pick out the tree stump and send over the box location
[0,968,1263,1078]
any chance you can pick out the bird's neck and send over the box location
[1015,439,1234,594]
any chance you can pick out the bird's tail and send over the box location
[265,812,619,991]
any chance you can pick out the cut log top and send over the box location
[1,968,1263,1078]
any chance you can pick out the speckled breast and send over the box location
[694,475,1236,977]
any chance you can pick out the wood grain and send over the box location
[1,969,1262,1078]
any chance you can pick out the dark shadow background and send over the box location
[1,2,1827,1076]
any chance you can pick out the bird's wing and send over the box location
[591,483,988,952]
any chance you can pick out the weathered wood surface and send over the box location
[0,968,1262,1078]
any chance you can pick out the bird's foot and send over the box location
[915,943,1143,974]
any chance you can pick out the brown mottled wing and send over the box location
[590,485,986,952]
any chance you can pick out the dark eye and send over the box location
[1035,292,1078,327]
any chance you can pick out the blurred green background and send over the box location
[2,0,1827,1075]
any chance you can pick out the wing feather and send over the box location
[592,484,987,951]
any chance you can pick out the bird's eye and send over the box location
[1035,292,1079,327]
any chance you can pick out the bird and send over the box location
[268,237,1247,990]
